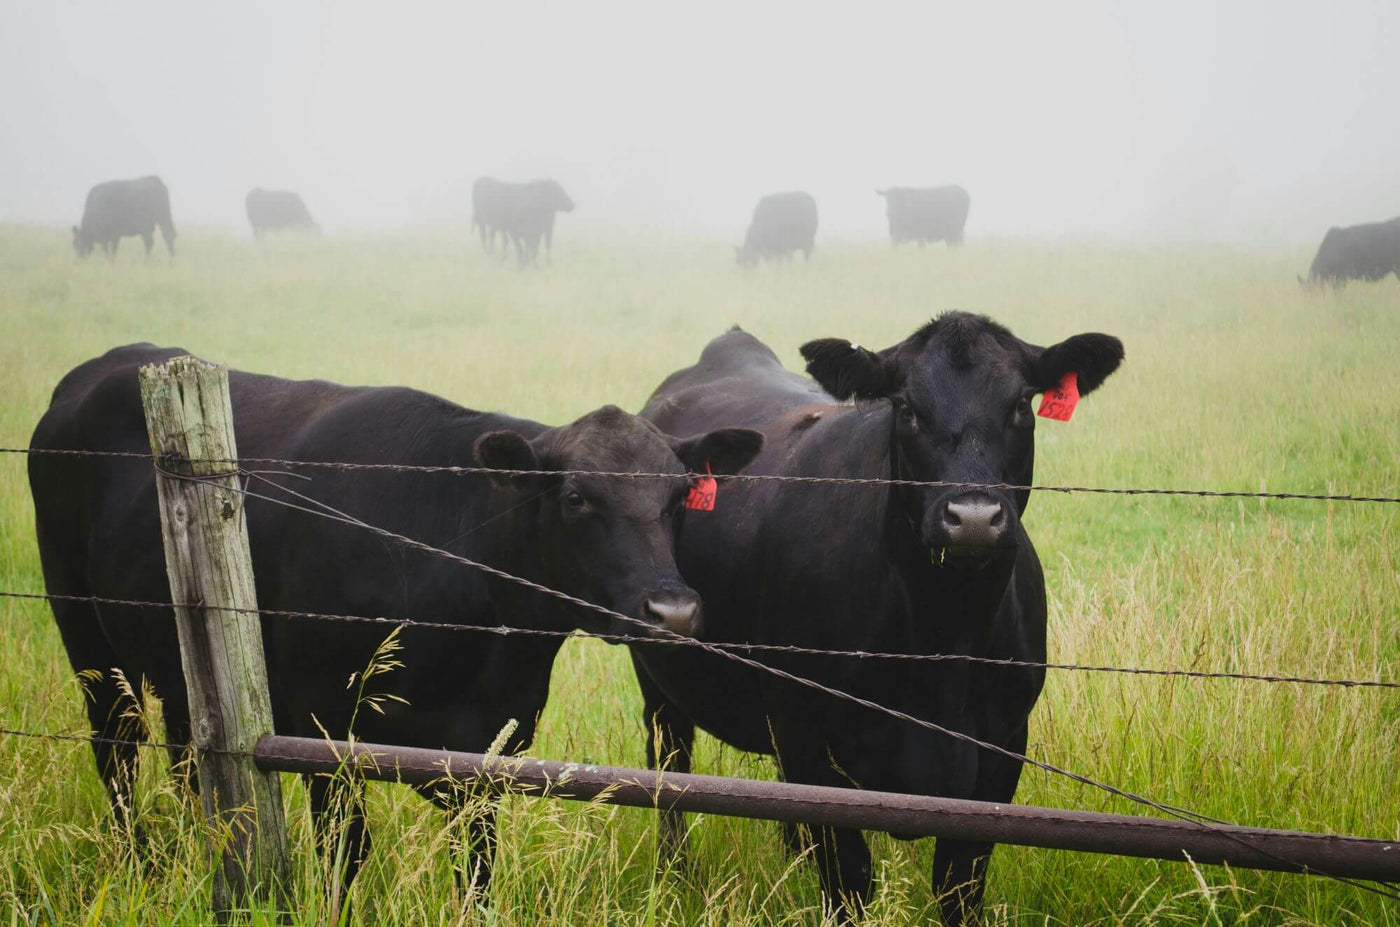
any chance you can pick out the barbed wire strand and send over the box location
[149,465,1400,897]
[3,590,1396,691]
[6,446,1399,504]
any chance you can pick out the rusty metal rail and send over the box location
[256,735,1400,883]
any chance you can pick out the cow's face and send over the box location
[802,313,1122,567]
[734,246,757,269]
[71,226,93,258]
[475,406,761,638]
[547,180,575,213]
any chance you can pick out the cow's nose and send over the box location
[643,596,702,637]
[942,500,1007,547]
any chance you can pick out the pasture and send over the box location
[0,225,1397,925]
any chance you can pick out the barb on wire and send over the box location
[7,446,1400,505]
[142,464,1400,896]
[4,590,1397,691]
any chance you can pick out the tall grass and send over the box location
[1,225,1397,924]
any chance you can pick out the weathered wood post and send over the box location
[139,356,290,916]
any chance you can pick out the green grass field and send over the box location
[1,225,1397,925]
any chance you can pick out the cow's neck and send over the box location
[462,493,575,635]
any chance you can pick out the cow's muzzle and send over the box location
[641,594,703,637]
[926,493,1016,567]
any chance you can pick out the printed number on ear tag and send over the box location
[684,463,718,512]
[1037,371,1080,422]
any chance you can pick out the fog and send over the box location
[3,1,1398,242]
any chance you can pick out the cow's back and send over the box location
[30,345,552,745]
[80,177,172,239]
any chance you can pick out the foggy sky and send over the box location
[3,1,1398,242]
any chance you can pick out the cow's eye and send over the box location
[893,398,917,425]
[1014,391,1035,423]
[564,490,586,509]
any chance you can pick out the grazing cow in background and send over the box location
[72,176,176,260]
[877,185,970,247]
[736,191,818,268]
[246,188,319,238]
[471,177,576,267]
[29,343,761,903]
[636,315,1123,925]
[1300,217,1400,286]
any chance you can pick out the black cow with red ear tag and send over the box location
[635,314,1122,925]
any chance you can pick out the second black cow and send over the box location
[30,344,761,902]
[1301,217,1400,286]
[637,315,1122,925]
[877,185,970,248]
[72,176,176,260]
[246,188,319,237]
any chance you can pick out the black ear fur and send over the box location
[474,430,539,487]
[673,428,764,476]
[800,338,898,400]
[1036,333,1124,395]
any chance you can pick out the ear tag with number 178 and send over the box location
[1037,371,1080,422]
[684,462,717,511]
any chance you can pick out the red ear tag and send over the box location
[684,463,718,512]
[1037,371,1080,422]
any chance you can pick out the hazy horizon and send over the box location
[4,1,1398,243]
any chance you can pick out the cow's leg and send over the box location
[415,782,499,900]
[141,232,154,258]
[773,737,872,921]
[46,596,146,827]
[305,772,371,916]
[931,724,1027,926]
[633,659,694,867]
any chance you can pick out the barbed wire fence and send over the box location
[2,444,1398,903]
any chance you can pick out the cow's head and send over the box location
[543,179,575,213]
[71,226,94,258]
[474,406,761,638]
[801,312,1122,567]
[734,245,758,269]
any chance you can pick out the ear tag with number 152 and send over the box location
[1037,371,1080,422]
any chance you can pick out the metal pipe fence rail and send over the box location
[2,724,1398,887]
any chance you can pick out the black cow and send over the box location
[636,315,1122,924]
[246,188,319,238]
[1300,217,1400,286]
[29,343,761,901]
[72,176,176,260]
[876,186,970,247]
[471,177,575,268]
[736,191,818,268]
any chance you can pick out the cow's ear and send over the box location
[801,338,897,400]
[672,428,763,476]
[474,430,538,489]
[1034,333,1124,396]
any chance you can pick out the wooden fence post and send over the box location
[139,356,290,916]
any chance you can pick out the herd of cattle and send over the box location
[69,174,1400,284]
[31,313,1121,925]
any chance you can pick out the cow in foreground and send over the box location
[736,191,818,268]
[636,315,1123,924]
[72,176,176,260]
[471,177,575,268]
[29,344,761,904]
[246,188,319,238]
[1300,217,1400,286]
[877,186,970,247]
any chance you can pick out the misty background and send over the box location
[3,1,1398,242]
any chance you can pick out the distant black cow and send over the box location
[1301,217,1400,286]
[246,188,318,238]
[29,344,761,901]
[876,185,970,247]
[637,316,1123,925]
[72,176,176,260]
[471,177,575,268]
[736,191,818,268]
